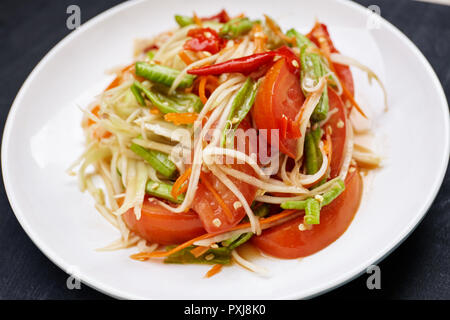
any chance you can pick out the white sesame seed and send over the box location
[349,167,356,173]
[205,254,215,261]
[210,244,219,249]
[213,218,222,227]
[337,120,344,128]
[298,223,306,231]
[326,125,333,135]
[292,60,299,68]
[233,201,242,209]
[314,194,324,203]
[188,107,194,113]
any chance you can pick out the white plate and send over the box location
[2,0,449,299]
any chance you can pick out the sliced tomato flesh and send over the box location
[251,168,362,259]
[123,197,205,245]
[252,58,305,159]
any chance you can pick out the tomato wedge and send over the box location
[252,58,305,159]
[123,197,205,245]
[251,168,362,259]
[192,118,258,233]
[307,22,354,96]
[327,88,347,178]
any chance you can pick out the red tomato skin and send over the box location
[252,59,305,158]
[123,197,205,245]
[327,88,347,178]
[251,168,362,259]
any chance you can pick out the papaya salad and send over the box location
[70,10,386,277]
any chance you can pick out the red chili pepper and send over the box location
[183,28,224,54]
[187,46,300,77]
[201,9,230,23]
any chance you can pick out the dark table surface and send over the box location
[0,0,449,300]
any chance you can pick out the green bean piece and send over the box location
[304,198,321,225]
[221,232,253,250]
[280,179,346,210]
[164,245,231,265]
[305,132,319,175]
[253,203,270,218]
[302,53,329,122]
[321,179,345,206]
[130,143,177,178]
[175,15,194,27]
[145,180,185,204]
[286,28,314,49]
[133,81,202,114]
[220,18,254,39]
[130,82,146,106]
[221,78,259,147]
[135,62,195,88]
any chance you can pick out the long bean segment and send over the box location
[130,82,146,106]
[280,179,345,210]
[145,180,185,204]
[130,143,177,178]
[175,15,194,27]
[135,62,195,88]
[304,198,321,224]
[221,78,259,147]
[220,18,254,39]
[133,81,202,114]
[287,29,329,122]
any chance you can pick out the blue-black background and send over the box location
[0,0,448,299]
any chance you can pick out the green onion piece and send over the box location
[130,142,177,178]
[221,78,259,147]
[133,81,202,114]
[145,180,185,204]
[304,198,321,225]
[130,82,146,106]
[164,245,231,265]
[220,18,254,39]
[135,62,195,88]
[175,15,194,27]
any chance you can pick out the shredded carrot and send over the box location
[130,209,298,260]
[179,50,193,65]
[193,12,202,26]
[198,76,208,104]
[200,172,234,222]
[252,23,267,53]
[105,76,121,91]
[264,15,296,46]
[341,84,367,118]
[171,167,191,199]
[205,264,223,278]
[150,107,160,115]
[87,105,100,126]
[164,112,198,125]
[190,246,210,258]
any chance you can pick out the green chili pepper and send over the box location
[304,198,321,225]
[135,62,195,88]
[175,14,194,27]
[145,180,185,204]
[130,142,177,178]
[130,82,146,106]
[164,245,231,265]
[133,81,202,114]
[280,179,346,210]
[220,18,253,39]
[221,78,259,147]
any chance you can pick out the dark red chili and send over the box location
[183,28,224,54]
[187,46,300,77]
[201,9,230,23]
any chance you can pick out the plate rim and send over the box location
[2,0,449,300]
